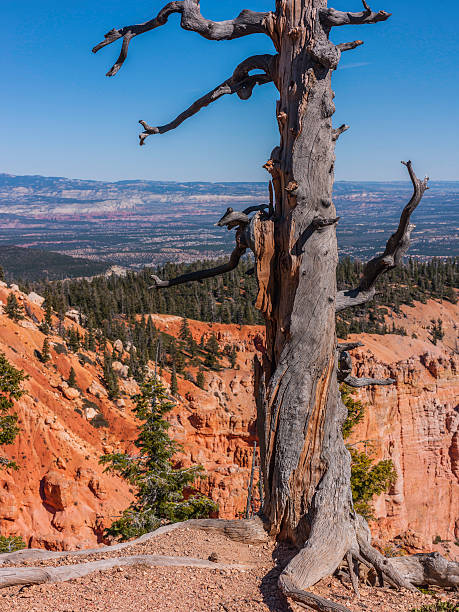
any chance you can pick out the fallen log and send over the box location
[0,554,250,589]
[0,517,268,566]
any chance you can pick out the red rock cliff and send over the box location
[0,285,457,554]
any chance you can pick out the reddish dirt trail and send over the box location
[0,527,457,612]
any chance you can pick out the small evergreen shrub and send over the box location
[341,387,397,520]
[349,447,397,520]
[341,385,365,439]
[0,535,26,553]
[53,343,67,355]
[90,413,109,429]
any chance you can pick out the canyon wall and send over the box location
[0,285,457,555]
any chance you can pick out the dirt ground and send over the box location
[0,527,457,612]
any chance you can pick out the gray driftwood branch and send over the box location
[320,1,391,29]
[338,347,395,388]
[150,245,247,289]
[92,2,274,77]
[139,54,278,145]
[336,161,429,312]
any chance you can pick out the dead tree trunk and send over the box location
[93,1,435,608]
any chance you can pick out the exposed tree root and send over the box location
[0,514,457,605]
[279,574,352,612]
[0,555,250,589]
[277,512,459,611]
[389,552,459,588]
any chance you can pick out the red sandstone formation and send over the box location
[0,284,456,555]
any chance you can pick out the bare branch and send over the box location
[337,40,364,52]
[242,204,270,216]
[336,161,429,312]
[92,3,183,76]
[150,245,247,289]
[312,216,340,229]
[337,342,363,352]
[343,376,395,388]
[216,208,251,230]
[280,574,351,612]
[320,4,391,28]
[332,124,350,141]
[93,2,273,76]
[139,54,277,144]
[338,350,395,387]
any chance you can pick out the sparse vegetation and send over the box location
[100,378,217,541]
[4,294,24,323]
[342,387,397,520]
[429,319,445,345]
[0,352,27,470]
[410,603,459,612]
[90,412,109,429]
[0,535,26,553]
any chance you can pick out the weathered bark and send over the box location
[257,0,342,548]
[389,552,459,588]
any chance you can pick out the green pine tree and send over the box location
[205,334,219,356]
[44,301,53,328]
[103,352,119,399]
[179,318,191,342]
[67,328,80,353]
[0,352,27,470]
[196,368,205,390]
[100,378,217,541]
[5,294,24,323]
[68,367,77,388]
[41,338,51,364]
[229,346,237,368]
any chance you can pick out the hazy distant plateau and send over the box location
[0,173,456,268]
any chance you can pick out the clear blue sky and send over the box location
[2,1,458,182]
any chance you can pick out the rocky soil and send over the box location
[0,526,457,612]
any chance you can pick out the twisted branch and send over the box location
[338,347,395,388]
[150,245,247,288]
[320,3,391,29]
[336,161,429,312]
[139,54,278,144]
[93,2,273,76]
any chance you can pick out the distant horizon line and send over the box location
[2,171,459,185]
